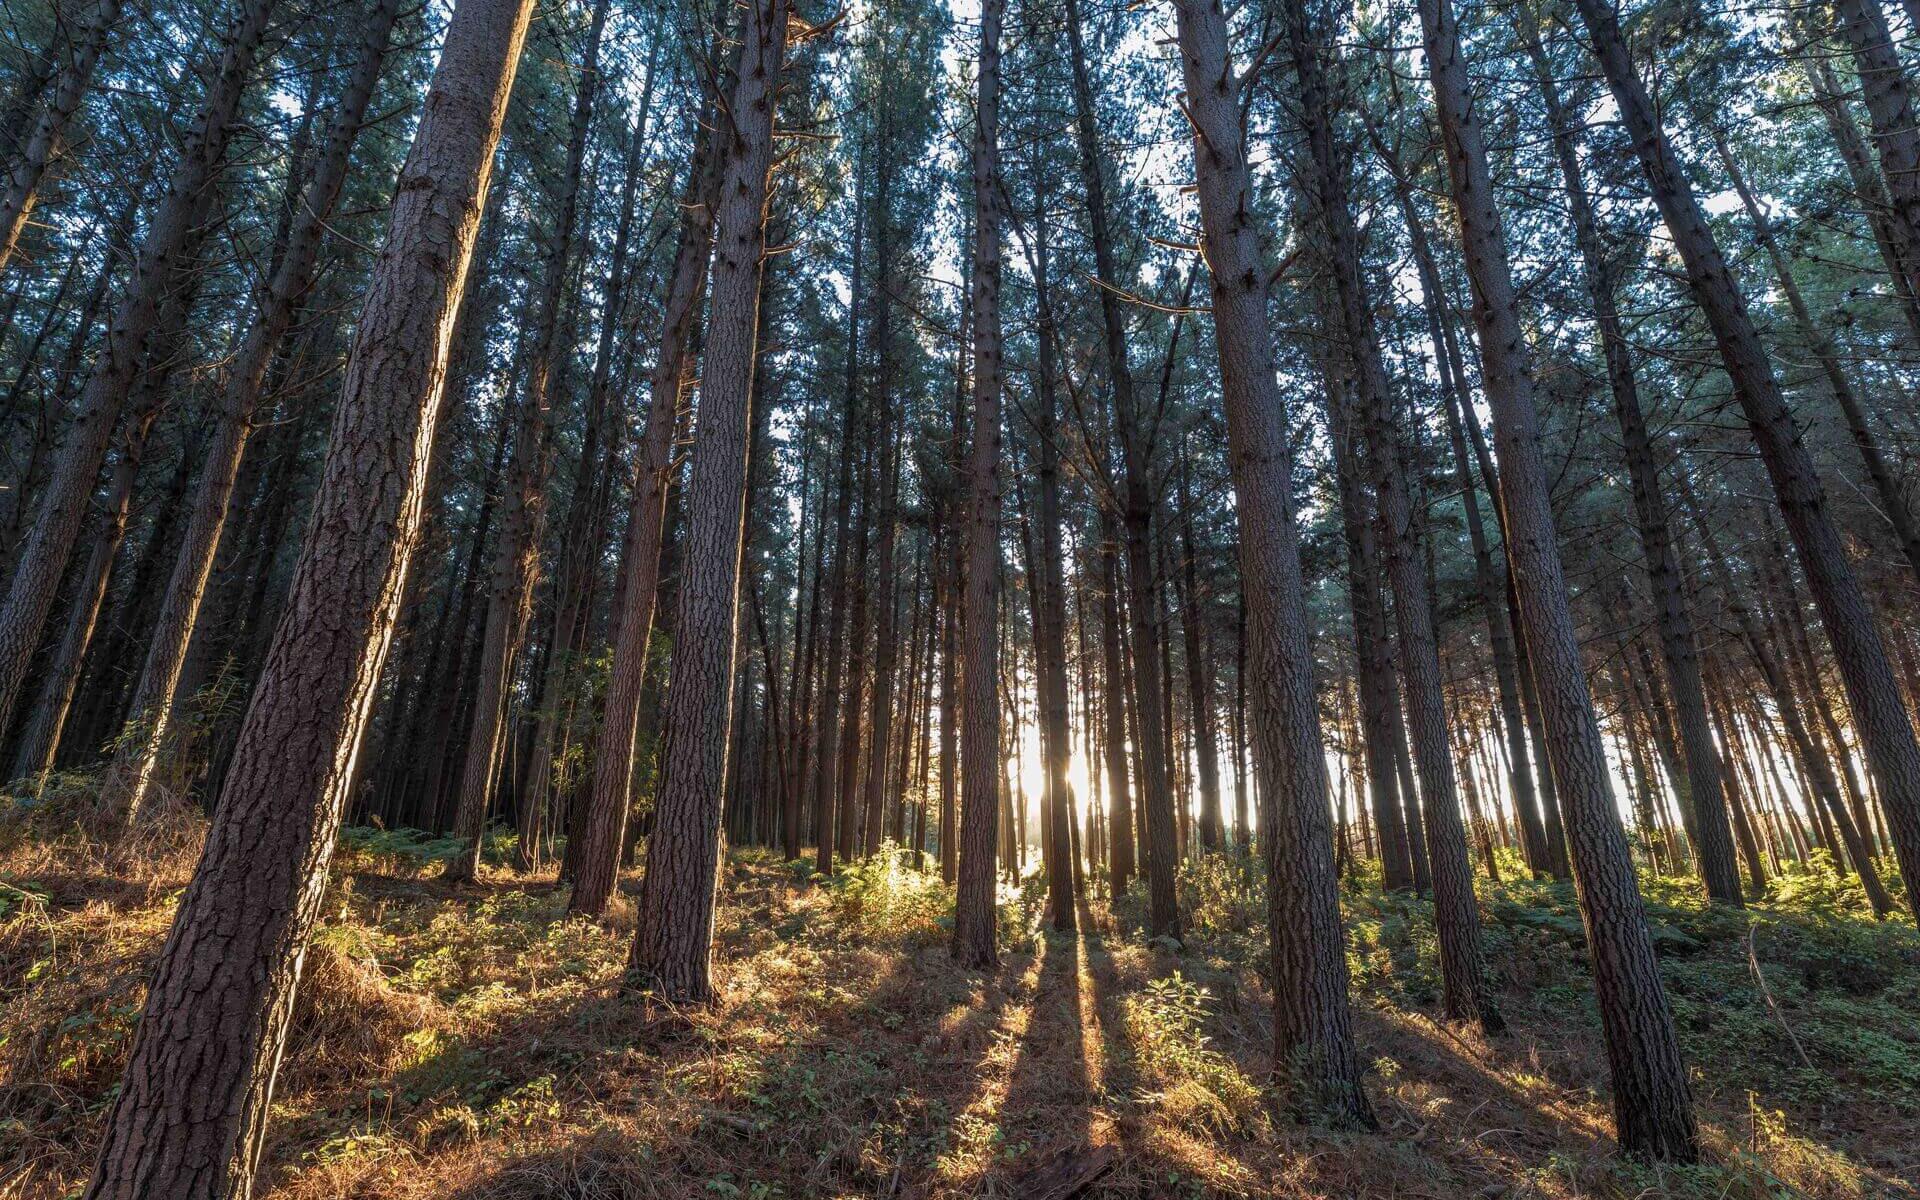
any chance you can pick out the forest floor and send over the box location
[2,786,1919,1199]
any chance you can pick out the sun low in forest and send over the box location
[2,788,1916,1200]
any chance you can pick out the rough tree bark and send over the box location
[1171,0,1371,1125]
[626,0,790,1002]
[951,0,1004,971]
[81,0,536,1186]
[567,85,724,918]
[1426,0,1697,1159]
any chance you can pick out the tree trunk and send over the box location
[1373,127,1552,880]
[1170,0,1371,1125]
[1711,127,1920,593]
[952,0,1004,971]
[519,10,661,872]
[0,0,128,273]
[82,0,535,1185]
[1426,0,1697,1159]
[100,0,404,821]
[1830,0,1920,307]
[626,0,789,1003]
[1316,345,1414,891]
[567,82,724,917]
[1096,515,1132,894]
[1798,45,1920,346]
[1176,450,1223,854]
[1063,0,1178,937]
[1287,0,1500,1032]
[1029,186,1076,930]
[1520,22,1743,904]
[10,332,177,786]
[446,0,610,882]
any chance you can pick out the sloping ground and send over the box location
[2,795,1917,1199]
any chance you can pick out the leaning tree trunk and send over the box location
[81,0,536,1187]
[1030,190,1077,929]
[1675,473,1897,914]
[1176,453,1224,855]
[1097,512,1134,893]
[1314,343,1415,891]
[1170,0,1372,1127]
[100,0,404,822]
[1574,0,1920,920]
[626,0,790,1003]
[951,0,1004,972]
[1829,0,1920,308]
[1425,0,1698,1160]
[1710,126,1920,594]
[0,0,276,742]
[519,1,660,875]
[1798,45,1920,347]
[9,325,180,787]
[1371,127,1552,880]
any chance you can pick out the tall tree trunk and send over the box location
[1424,0,1697,1158]
[1678,473,1895,912]
[626,0,789,1002]
[1170,0,1371,1125]
[82,0,535,1185]
[1798,45,1920,347]
[859,121,903,859]
[519,11,662,872]
[1711,127,1920,593]
[1372,129,1552,880]
[447,0,611,882]
[10,321,180,786]
[1063,0,1178,937]
[1830,0,1920,307]
[1574,0,1920,919]
[1097,513,1133,893]
[1176,448,1223,854]
[951,0,1004,971]
[1316,345,1414,891]
[1029,187,1075,929]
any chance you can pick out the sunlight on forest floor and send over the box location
[2,789,1917,1198]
